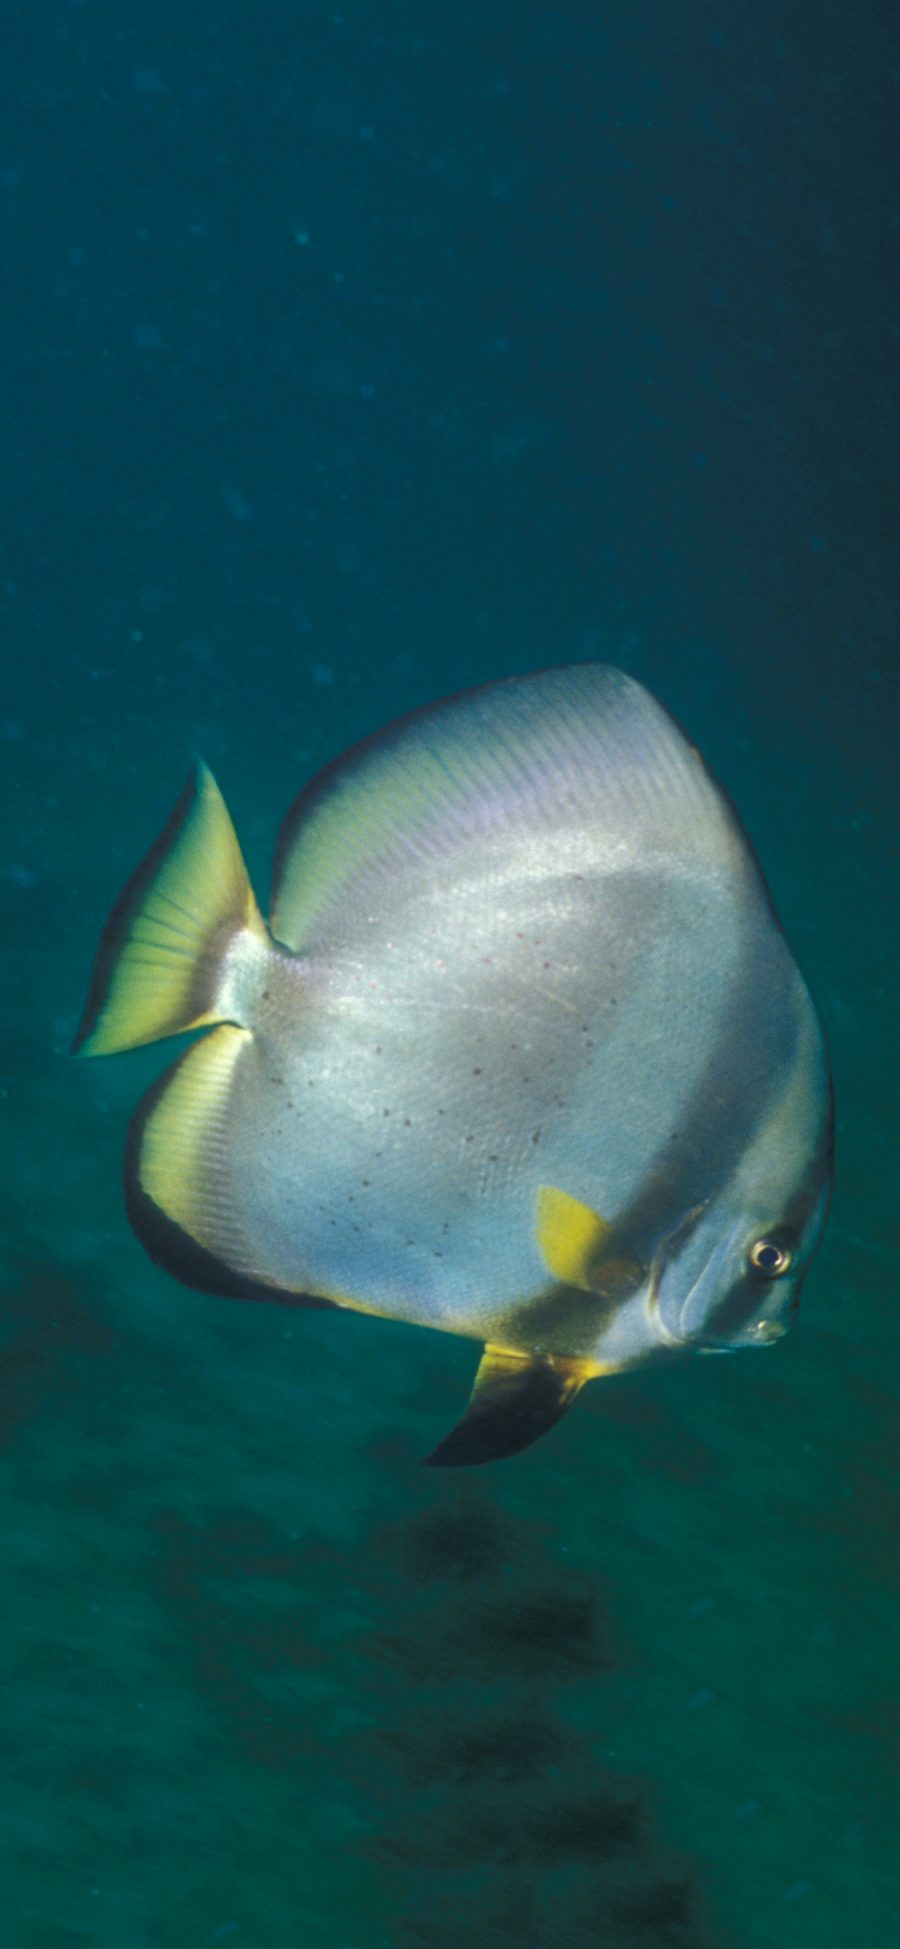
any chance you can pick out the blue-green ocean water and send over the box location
[2,5,897,1945]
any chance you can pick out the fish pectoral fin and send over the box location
[535,1185,642,1299]
[422,1345,593,1468]
[535,1183,614,1289]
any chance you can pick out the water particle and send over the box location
[133,323,166,353]
[222,483,254,522]
[133,66,166,95]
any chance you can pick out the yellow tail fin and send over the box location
[73,763,267,1057]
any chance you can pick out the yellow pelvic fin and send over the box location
[423,1344,596,1468]
[73,763,268,1056]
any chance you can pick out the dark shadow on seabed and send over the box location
[150,1465,733,1948]
[0,1218,735,1944]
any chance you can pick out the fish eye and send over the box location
[748,1238,792,1277]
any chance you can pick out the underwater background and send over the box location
[2,3,897,1945]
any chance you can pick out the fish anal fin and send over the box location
[423,1345,594,1468]
[131,1022,252,1248]
[126,1028,336,1310]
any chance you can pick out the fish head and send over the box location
[652,1186,829,1353]
[651,1042,834,1354]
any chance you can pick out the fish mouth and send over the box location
[691,1318,786,1352]
[678,1258,800,1351]
[749,1319,788,1344]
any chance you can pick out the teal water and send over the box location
[2,4,897,1945]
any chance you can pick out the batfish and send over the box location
[74,666,833,1464]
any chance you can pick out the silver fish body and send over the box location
[76,665,833,1463]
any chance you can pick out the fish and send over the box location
[73,665,833,1465]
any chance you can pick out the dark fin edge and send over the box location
[72,770,199,1055]
[422,1347,588,1468]
[124,1054,335,1310]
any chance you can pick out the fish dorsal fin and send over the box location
[423,1345,594,1467]
[271,664,748,951]
[535,1185,643,1299]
